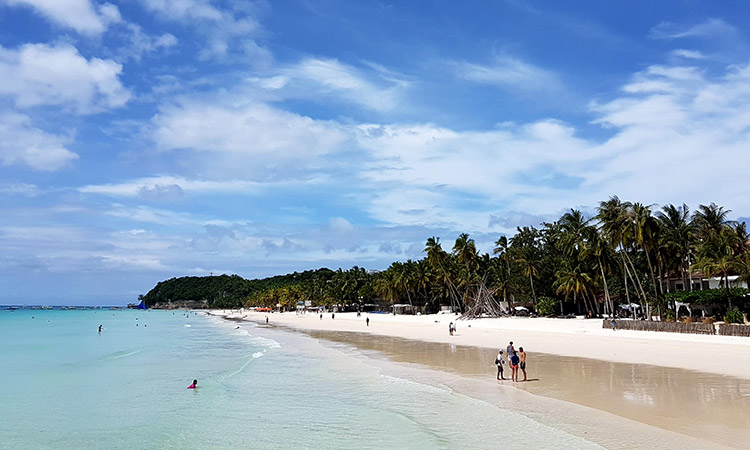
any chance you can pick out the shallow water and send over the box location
[300,329,750,448]
[2,310,607,449]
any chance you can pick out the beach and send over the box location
[225,310,750,448]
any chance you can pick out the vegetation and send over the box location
[142,197,750,320]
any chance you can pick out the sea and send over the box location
[2,309,646,450]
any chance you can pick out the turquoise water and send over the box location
[1,310,601,449]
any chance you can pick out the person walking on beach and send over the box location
[332,312,335,319]
[495,350,506,380]
[266,316,269,324]
[449,322,454,336]
[519,347,527,381]
[366,317,369,327]
[320,313,323,320]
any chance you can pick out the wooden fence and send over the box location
[718,324,750,337]
[604,320,716,335]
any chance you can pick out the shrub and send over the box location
[724,308,744,324]
[665,288,749,305]
[535,297,558,316]
[664,309,675,322]
[683,316,693,323]
[703,317,716,325]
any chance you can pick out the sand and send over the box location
[230,310,750,380]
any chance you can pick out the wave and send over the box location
[106,349,142,360]
[378,374,452,395]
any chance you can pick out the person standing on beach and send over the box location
[506,341,516,364]
[266,316,269,324]
[519,347,527,381]
[495,350,505,380]
[332,312,335,319]
[510,351,520,382]
[320,313,322,320]
[449,322,454,335]
[366,317,369,327]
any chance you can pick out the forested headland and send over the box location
[142,197,750,322]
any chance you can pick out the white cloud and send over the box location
[79,176,266,197]
[0,43,130,113]
[251,58,408,111]
[457,57,562,93]
[5,0,120,34]
[0,182,39,196]
[650,18,737,40]
[0,112,78,171]
[118,23,177,61]
[349,61,750,229]
[138,0,263,60]
[151,100,348,178]
[671,49,706,60]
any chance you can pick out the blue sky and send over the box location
[2,0,750,304]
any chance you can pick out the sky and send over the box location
[1,0,750,304]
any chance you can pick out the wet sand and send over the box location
[302,329,750,448]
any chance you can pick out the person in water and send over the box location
[188,379,197,389]
[98,324,102,333]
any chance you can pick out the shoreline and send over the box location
[213,310,750,448]
[224,310,750,380]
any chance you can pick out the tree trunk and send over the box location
[598,260,613,316]
[529,273,536,303]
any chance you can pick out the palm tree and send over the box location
[493,235,512,276]
[598,196,640,310]
[692,203,733,242]
[693,228,741,309]
[631,202,660,300]
[656,204,694,292]
[516,247,540,303]
[554,261,596,315]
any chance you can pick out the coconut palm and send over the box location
[693,228,741,309]
[656,204,695,291]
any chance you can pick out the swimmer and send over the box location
[188,379,197,389]
[98,324,102,333]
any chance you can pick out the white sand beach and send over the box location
[231,310,750,380]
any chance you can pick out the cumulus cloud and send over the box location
[0,43,130,113]
[0,112,78,170]
[350,61,750,229]
[151,100,348,178]
[5,0,120,34]
[137,0,265,60]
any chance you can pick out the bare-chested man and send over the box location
[519,347,527,381]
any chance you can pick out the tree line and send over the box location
[142,197,750,321]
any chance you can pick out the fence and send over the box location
[718,324,750,337]
[604,320,716,335]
